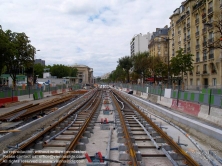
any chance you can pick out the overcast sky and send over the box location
[0,0,182,77]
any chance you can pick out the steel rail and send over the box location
[56,92,101,166]
[111,92,138,166]
[114,90,199,166]
[0,91,98,164]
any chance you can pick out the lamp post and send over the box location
[32,49,40,86]
[161,37,173,88]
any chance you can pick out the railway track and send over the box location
[1,88,219,165]
[111,90,199,166]
[0,94,78,122]
[0,90,101,165]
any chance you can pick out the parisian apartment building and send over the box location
[147,0,222,88]
[130,32,152,56]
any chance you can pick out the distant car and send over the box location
[16,82,27,86]
[128,90,133,94]
[37,82,49,86]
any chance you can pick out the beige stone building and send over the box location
[71,64,94,85]
[148,26,169,63]
[168,0,222,89]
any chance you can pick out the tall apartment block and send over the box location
[169,0,221,88]
[130,32,152,56]
[35,59,45,66]
[148,26,169,63]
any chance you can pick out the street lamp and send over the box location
[33,49,40,85]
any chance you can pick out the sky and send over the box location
[0,0,183,77]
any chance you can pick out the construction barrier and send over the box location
[33,91,43,100]
[171,99,201,116]
[0,97,18,107]
[51,90,58,96]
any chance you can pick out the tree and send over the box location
[3,29,36,88]
[117,56,133,83]
[69,67,78,77]
[50,64,77,78]
[132,51,150,83]
[204,17,222,49]
[0,26,9,75]
[34,63,44,78]
[170,48,194,80]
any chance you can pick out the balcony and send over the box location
[187,22,190,28]
[183,27,186,31]
[202,41,207,47]
[172,33,174,37]
[208,38,214,43]
[209,53,214,59]
[172,23,174,27]
[172,43,174,47]
[186,10,190,16]
[184,38,186,41]
[172,53,175,57]
[208,7,213,14]
[202,13,206,20]
[187,35,190,40]
[196,44,200,49]
[196,71,200,75]
[195,18,199,24]
[179,41,181,45]
[212,69,217,74]
[203,70,208,74]
[196,57,200,62]
[187,47,191,52]
[203,56,207,61]
[195,31,199,37]
[189,72,193,75]
[202,28,207,34]
[178,30,181,35]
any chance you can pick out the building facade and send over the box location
[35,59,45,66]
[168,0,221,88]
[71,65,94,85]
[130,32,152,56]
[148,26,169,63]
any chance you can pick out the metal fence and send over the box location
[0,84,82,99]
[114,83,222,108]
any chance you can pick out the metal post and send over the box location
[176,80,180,106]
[29,85,30,98]
[160,85,162,101]
[208,88,212,115]
[167,39,170,88]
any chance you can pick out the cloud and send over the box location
[0,0,182,76]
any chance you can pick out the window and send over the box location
[197,79,200,86]
[196,26,199,32]
[195,13,198,19]
[197,65,199,72]
[190,79,193,85]
[209,32,214,39]
[203,64,207,70]
[209,1,213,8]
[187,18,190,23]
[212,78,216,86]
[196,39,199,45]
[187,30,190,35]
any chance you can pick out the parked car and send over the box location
[16,81,27,86]
[37,82,49,86]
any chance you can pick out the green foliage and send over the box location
[70,67,78,77]
[34,64,44,78]
[132,51,150,80]
[50,64,78,78]
[0,27,36,87]
[117,56,133,82]
[170,48,194,79]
